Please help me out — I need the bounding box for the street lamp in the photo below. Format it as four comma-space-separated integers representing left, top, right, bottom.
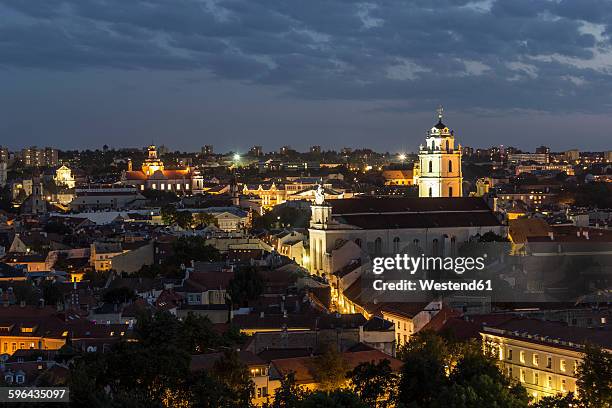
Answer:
398, 153, 406, 162
233, 153, 240, 162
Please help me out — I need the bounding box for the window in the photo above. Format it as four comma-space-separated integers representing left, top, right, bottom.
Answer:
533, 354, 539, 366
534, 372, 539, 385
507, 348, 513, 360
546, 356, 552, 369
574, 360, 578, 374
393, 237, 400, 252
520, 369, 525, 382
520, 351, 525, 363
374, 237, 383, 255
560, 359, 566, 372
16, 375, 24, 384
448, 186, 453, 197
547, 375, 553, 388
429, 187, 433, 197
561, 379, 566, 392
448, 160, 453, 172
508, 367, 513, 378
429, 161, 433, 173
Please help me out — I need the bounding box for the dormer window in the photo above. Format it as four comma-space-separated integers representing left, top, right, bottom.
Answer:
16, 375, 25, 384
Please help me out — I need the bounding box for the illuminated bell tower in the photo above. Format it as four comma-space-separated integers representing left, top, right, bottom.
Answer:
418, 106, 463, 197
141, 145, 164, 176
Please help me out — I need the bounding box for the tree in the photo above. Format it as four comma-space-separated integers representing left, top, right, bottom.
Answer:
298, 390, 368, 408
179, 313, 220, 353
577, 344, 612, 408
533, 393, 578, 408
269, 372, 307, 408
312, 346, 348, 391
169, 236, 221, 266
227, 266, 264, 308
0, 185, 14, 212
161, 204, 178, 225
102, 286, 136, 304
478, 231, 510, 242
348, 359, 398, 407
40, 280, 63, 306
193, 212, 218, 228
252, 206, 311, 230
160, 205, 193, 228
437, 348, 530, 408
398, 331, 450, 406
398, 331, 530, 408
210, 350, 254, 407
175, 210, 193, 229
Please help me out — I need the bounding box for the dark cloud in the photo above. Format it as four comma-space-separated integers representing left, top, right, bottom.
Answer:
1, 0, 612, 115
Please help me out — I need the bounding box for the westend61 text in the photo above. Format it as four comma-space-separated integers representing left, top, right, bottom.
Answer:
372, 279, 493, 292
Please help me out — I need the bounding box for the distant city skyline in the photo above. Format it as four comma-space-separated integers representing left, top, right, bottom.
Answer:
2, 1, 612, 152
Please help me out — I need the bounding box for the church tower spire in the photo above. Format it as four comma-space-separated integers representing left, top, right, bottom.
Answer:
417, 106, 463, 197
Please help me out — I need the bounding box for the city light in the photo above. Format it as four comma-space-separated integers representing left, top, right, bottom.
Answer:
233, 153, 240, 161
398, 153, 406, 161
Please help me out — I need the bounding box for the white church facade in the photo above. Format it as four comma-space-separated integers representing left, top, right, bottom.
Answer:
308, 196, 505, 276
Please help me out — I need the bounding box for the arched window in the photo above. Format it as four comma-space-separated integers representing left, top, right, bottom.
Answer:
429, 161, 433, 173
374, 237, 383, 255
393, 237, 400, 252
449, 186, 453, 197
354, 238, 362, 248
448, 160, 453, 172
432, 238, 439, 257
445, 140, 449, 151
429, 187, 433, 197
431, 141, 435, 150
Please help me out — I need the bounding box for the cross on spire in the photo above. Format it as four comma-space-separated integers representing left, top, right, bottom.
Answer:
437, 105, 444, 121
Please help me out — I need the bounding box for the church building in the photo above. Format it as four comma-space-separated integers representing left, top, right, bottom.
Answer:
121, 145, 204, 194
417, 107, 463, 197
307, 109, 502, 277
308, 195, 504, 275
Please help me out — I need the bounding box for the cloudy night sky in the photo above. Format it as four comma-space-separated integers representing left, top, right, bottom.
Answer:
1, 0, 612, 153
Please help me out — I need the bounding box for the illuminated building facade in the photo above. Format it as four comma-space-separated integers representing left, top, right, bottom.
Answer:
418, 107, 463, 197
481, 318, 611, 402
121, 145, 204, 194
